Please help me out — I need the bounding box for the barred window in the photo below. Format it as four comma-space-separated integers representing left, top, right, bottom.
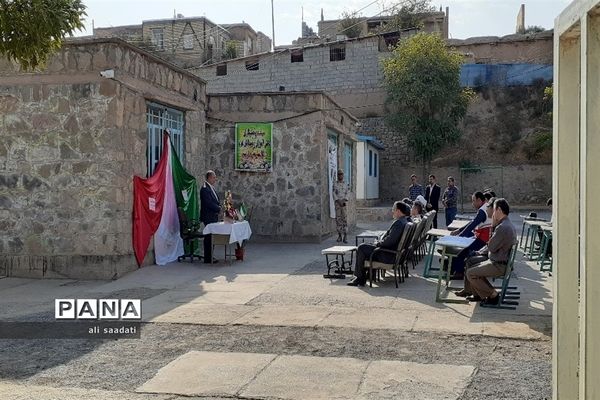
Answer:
146, 103, 184, 175
330, 45, 345, 61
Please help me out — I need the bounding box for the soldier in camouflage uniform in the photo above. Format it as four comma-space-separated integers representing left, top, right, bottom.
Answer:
333, 169, 350, 243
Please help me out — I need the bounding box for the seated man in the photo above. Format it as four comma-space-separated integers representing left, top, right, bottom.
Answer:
447, 191, 491, 277
457, 198, 517, 305
348, 201, 411, 287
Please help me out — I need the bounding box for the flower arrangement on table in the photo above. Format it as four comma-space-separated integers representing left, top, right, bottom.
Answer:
223, 190, 239, 223
222, 190, 249, 260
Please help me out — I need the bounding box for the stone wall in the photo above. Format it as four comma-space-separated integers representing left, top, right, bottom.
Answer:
206, 92, 358, 242
358, 85, 552, 206
0, 38, 207, 279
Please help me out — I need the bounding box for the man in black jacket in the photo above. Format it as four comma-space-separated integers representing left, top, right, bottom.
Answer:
200, 170, 221, 263
348, 201, 411, 286
425, 174, 441, 228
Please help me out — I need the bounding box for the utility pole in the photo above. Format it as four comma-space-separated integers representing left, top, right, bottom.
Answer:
271, 0, 276, 51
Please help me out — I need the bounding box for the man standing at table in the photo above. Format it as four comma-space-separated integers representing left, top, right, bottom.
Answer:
200, 170, 221, 263
425, 174, 441, 228
460, 198, 517, 305
348, 201, 411, 287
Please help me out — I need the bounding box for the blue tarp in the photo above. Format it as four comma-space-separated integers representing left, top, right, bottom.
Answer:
460, 64, 553, 87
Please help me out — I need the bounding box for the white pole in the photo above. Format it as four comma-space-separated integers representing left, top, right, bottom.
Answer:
271, 0, 276, 51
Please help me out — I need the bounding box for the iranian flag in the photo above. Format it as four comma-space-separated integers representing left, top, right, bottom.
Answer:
132, 132, 199, 266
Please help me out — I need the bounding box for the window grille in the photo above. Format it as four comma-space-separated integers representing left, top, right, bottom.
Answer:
146, 103, 184, 175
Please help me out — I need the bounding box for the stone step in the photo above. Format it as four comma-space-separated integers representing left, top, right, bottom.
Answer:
137, 351, 475, 400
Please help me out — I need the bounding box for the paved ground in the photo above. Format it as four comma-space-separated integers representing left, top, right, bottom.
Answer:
0, 213, 552, 399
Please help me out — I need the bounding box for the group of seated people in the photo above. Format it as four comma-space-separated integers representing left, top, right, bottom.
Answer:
347, 190, 517, 306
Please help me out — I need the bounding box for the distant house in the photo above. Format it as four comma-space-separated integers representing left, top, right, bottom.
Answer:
93, 16, 271, 68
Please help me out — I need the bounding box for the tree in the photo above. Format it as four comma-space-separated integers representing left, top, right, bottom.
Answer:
338, 11, 363, 39
523, 25, 545, 34
223, 41, 238, 60
382, 33, 473, 164
380, 0, 435, 32
0, 0, 86, 70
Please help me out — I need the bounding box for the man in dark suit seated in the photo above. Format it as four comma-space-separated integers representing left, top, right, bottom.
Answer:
200, 170, 221, 263
348, 201, 412, 286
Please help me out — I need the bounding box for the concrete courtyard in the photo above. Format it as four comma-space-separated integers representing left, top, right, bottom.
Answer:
0, 215, 552, 399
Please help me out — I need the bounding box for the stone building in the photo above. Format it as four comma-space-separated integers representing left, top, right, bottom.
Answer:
221, 23, 272, 57
0, 38, 207, 279
0, 39, 359, 279
93, 16, 271, 68
206, 92, 358, 242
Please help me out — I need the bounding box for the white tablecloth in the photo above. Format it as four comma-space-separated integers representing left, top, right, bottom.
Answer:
436, 235, 475, 249
203, 221, 252, 246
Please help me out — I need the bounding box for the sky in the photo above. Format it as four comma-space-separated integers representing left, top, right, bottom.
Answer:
78, 0, 572, 45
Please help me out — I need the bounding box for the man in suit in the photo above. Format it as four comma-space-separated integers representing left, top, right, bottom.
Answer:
200, 170, 221, 263
424, 174, 441, 228
458, 198, 517, 305
348, 201, 412, 286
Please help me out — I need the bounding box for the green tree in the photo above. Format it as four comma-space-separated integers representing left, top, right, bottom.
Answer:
382, 33, 473, 164
0, 0, 86, 70
523, 25, 545, 34
338, 11, 363, 39
223, 41, 238, 60
381, 0, 435, 32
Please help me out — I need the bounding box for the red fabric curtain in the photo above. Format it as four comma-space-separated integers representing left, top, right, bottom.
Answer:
132, 134, 169, 266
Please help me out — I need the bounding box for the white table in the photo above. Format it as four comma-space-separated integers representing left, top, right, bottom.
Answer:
321, 245, 357, 278
203, 221, 252, 246
355, 230, 386, 246
447, 219, 469, 231
435, 236, 475, 303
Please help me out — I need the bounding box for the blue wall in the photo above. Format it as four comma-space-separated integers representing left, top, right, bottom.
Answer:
460, 64, 553, 87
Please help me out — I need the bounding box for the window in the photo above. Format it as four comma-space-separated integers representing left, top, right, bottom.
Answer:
330, 45, 346, 61
216, 64, 227, 76
146, 103, 184, 175
374, 152, 378, 177
183, 34, 194, 50
344, 143, 353, 185
291, 49, 304, 63
368, 150, 372, 176
151, 28, 164, 50
245, 60, 259, 71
